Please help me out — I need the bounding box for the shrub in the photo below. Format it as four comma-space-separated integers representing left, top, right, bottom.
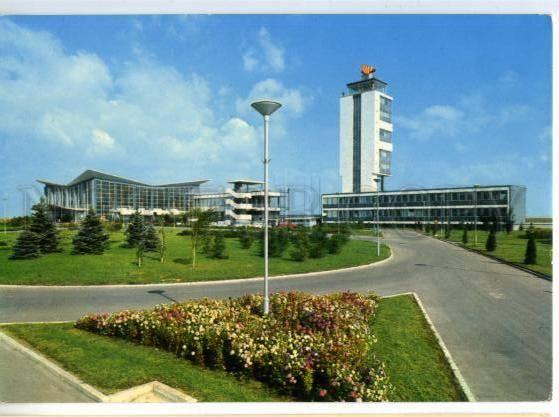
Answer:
485, 229, 496, 252
105, 221, 123, 232
239, 227, 254, 249
75, 291, 392, 402
327, 233, 344, 254
290, 230, 310, 262
260, 227, 289, 258
201, 232, 213, 254
72, 210, 109, 254
462, 227, 468, 244
10, 230, 40, 260
309, 227, 328, 258
522, 228, 552, 241
212, 232, 228, 259
524, 232, 537, 265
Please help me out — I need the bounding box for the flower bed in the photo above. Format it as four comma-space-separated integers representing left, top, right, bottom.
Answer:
75, 291, 392, 401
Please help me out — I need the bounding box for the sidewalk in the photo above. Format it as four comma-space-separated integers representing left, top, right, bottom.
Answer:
0, 339, 92, 402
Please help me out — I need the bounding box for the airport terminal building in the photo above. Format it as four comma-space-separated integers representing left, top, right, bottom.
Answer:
38, 170, 287, 225
321, 66, 527, 227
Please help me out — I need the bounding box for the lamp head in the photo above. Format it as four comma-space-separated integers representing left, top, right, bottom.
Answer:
251, 100, 282, 116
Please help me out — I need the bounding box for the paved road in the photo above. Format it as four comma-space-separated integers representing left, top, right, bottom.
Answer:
0, 230, 551, 401
0, 339, 93, 402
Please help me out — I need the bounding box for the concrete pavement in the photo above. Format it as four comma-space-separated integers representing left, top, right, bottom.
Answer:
0, 230, 552, 401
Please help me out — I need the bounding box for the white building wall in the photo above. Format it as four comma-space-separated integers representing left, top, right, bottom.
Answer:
339, 95, 354, 193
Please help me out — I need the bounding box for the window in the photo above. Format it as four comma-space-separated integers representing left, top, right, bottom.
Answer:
352, 94, 362, 192
379, 128, 392, 143
380, 96, 392, 123
379, 150, 392, 175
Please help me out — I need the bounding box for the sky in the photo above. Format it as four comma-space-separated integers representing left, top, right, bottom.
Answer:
0, 14, 552, 216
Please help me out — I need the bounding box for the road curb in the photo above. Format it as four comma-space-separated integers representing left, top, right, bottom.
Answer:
0, 330, 107, 402
0, 246, 394, 290
406, 292, 476, 402
418, 231, 552, 282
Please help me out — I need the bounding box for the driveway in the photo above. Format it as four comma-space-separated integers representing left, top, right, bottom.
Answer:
0, 229, 551, 401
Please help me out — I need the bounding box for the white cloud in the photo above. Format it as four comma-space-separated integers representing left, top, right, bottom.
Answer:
397, 94, 533, 141
91, 129, 116, 153
242, 27, 285, 73
237, 78, 308, 117
0, 19, 283, 183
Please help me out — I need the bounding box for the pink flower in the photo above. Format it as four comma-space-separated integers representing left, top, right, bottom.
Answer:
319, 389, 327, 397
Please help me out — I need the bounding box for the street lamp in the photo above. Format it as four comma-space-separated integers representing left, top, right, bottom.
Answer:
473, 184, 479, 246
251, 99, 282, 315
373, 175, 381, 257
1, 197, 7, 234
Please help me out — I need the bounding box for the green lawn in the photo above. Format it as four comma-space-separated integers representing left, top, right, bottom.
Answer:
1, 322, 288, 402
372, 295, 466, 401
1, 294, 465, 402
0, 230, 390, 285
439, 229, 552, 277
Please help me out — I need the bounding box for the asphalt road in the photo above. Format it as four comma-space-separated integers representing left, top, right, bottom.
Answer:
0, 230, 551, 401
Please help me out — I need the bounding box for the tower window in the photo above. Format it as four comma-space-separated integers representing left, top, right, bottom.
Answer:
380, 96, 392, 123
379, 128, 392, 143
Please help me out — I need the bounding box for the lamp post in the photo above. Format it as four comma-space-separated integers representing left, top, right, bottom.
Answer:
2, 197, 7, 234
473, 184, 479, 246
251, 99, 282, 315
373, 175, 381, 257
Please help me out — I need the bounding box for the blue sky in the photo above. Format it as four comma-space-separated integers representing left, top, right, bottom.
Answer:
0, 15, 552, 216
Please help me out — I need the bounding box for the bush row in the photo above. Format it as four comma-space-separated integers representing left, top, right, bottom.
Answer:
75, 292, 392, 402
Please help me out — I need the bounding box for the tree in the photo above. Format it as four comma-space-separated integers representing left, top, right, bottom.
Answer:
158, 226, 167, 263
10, 230, 40, 260
462, 226, 468, 244
239, 227, 254, 249
201, 231, 214, 254
259, 227, 289, 258
485, 228, 497, 252
327, 233, 344, 254
187, 208, 216, 268
136, 240, 145, 267
524, 231, 537, 264
212, 231, 228, 259
72, 210, 109, 254
290, 229, 310, 262
505, 211, 515, 234
309, 226, 328, 258
143, 223, 160, 252
29, 199, 61, 253
126, 210, 145, 248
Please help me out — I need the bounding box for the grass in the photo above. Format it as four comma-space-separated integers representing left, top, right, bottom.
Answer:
431, 229, 552, 277
372, 294, 466, 401
1, 322, 289, 402
0, 229, 390, 285
1, 294, 465, 402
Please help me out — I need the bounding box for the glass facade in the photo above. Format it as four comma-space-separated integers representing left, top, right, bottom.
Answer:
322, 186, 526, 225
40, 170, 203, 220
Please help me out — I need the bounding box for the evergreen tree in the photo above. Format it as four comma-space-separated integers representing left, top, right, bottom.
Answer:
72, 210, 109, 254
260, 227, 288, 258
524, 231, 537, 264
290, 229, 310, 262
212, 232, 228, 259
10, 230, 40, 260
462, 227, 468, 244
327, 233, 344, 254
158, 226, 167, 263
126, 210, 145, 248
239, 227, 254, 249
29, 199, 61, 253
309, 226, 328, 258
485, 228, 497, 252
201, 231, 214, 254
143, 223, 160, 252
